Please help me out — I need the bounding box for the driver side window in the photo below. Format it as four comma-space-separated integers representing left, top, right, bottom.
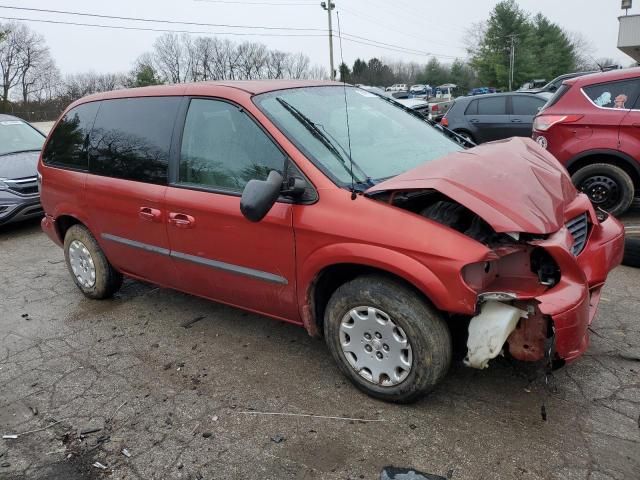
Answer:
178, 99, 285, 192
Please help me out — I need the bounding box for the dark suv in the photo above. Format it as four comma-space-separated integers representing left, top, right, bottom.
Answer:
441, 92, 550, 144
533, 67, 640, 216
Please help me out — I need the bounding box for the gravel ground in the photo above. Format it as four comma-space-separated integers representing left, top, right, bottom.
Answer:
0, 212, 639, 480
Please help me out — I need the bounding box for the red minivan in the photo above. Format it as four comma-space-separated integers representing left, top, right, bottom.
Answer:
39, 81, 624, 402
533, 67, 640, 216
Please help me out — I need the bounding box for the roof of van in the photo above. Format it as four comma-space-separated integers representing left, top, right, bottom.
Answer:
80, 79, 345, 103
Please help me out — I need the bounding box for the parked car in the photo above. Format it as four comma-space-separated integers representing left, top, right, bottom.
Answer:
386, 84, 408, 92
519, 79, 547, 91
40, 81, 624, 402
0, 114, 46, 225
409, 84, 430, 97
395, 97, 430, 117
532, 67, 640, 216
440, 92, 551, 144
520, 71, 597, 94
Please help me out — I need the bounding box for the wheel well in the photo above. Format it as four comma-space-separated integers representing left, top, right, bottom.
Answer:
310, 263, 433, 335
567, 154, 640, 189
55, 215, 82, 242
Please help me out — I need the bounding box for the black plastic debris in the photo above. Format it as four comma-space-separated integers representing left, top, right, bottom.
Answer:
380, 467, 447, 480
270, 434, 285, 444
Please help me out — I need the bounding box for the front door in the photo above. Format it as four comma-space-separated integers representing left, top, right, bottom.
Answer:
509, 95, 547, 137
466, 96, 510, 143
165, 98, 299, 321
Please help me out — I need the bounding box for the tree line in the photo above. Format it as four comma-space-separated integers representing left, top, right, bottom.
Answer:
1, 1, 623, 121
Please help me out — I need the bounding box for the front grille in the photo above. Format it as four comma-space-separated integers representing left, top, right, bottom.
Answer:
5, 177, 38, 196
566, 213, 589, 256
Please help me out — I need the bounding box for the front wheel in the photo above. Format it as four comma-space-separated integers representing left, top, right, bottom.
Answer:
324, 275, 451, 403
572, 163, 634, 216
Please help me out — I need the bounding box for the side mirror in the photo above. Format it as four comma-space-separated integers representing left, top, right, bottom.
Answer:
240, 170, 283, 222
281, 176, 306, 198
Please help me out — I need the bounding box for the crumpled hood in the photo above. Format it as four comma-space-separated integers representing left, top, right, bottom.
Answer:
0, 150, 40, 180
366, 137, 577, 234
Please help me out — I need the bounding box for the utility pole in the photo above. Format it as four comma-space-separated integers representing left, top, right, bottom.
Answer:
321, 1, 336, 80
508, 34, 517, 91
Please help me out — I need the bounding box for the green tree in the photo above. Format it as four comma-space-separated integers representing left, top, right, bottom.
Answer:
469, 0, 535, 90
448, 58, 477, 93
419, 57, 449, 86
130, 63, 162, 87
338, 62, 351, 83
529, 13, 577, 80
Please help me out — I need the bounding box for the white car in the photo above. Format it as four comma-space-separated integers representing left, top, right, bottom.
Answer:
385, 84, 408, 92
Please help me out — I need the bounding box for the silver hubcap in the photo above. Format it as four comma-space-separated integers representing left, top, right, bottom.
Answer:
339, 306, 413, 386
68, 240, 96, 288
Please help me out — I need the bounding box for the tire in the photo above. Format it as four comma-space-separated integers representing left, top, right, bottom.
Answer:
571, 163, 634, 216
454, 130, 475, 144
323, 275, 451, 403
623, 237, 640, 268
63, 224, 123, 299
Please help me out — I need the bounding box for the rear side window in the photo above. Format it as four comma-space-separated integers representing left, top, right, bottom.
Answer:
42, 102, 99, 170
477, 97, 506, 115
89, 97, 180, 185
542, 83, 571, 110
583, 79, 640, 109
511, 96, 546, 115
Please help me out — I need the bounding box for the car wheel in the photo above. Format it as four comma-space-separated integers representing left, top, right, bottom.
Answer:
324, 275, 451, 403
623, 237, 640, 268
572, 163, 634, 216
454, 130, 475, 144
63, 224, 123, 299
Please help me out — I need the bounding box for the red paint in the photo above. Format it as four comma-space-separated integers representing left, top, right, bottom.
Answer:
532, 67, 640, 176
39, 80, 624, 368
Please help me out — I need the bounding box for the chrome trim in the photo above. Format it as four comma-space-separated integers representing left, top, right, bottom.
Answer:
100, 233, 288, 285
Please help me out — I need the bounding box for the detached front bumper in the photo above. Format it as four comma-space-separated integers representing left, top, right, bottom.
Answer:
535, 214, 624, 362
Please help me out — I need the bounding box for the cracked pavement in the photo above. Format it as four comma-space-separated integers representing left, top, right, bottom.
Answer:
0, 217, 639, 480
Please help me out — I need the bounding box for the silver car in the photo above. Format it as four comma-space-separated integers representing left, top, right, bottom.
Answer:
0, 115, 46, 225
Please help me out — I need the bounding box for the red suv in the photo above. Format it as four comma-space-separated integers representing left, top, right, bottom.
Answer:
533, 67, 640, 216
39, 81, 624, 402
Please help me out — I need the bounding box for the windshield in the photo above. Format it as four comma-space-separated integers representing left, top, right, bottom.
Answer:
0, 120, 45, 156
254, 86, 461, 185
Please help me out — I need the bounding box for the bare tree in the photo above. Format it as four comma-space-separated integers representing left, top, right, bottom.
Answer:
152, 33, 193, 84
285, 52, 310, 79
0, 22, 30, 111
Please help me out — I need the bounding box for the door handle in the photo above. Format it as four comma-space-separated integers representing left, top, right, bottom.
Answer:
511, 118, 523, 123
169, 212, 196, 229
469, 118, 480, 123
139, 206, 162, 222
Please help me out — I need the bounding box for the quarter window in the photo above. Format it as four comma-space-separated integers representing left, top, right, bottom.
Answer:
583, 79, 640, 109
42, 102, 100, 170
89, 97, 180, 184
464, 100, 478, 115
178, 99, 285, 192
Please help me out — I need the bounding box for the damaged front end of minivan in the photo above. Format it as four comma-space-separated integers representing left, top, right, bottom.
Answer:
366, 138, 625, 370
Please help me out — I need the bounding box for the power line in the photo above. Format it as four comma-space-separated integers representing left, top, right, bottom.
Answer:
341, 36, 457, 59
0, 16, 326, 37
339, 4, 465, 51
341, 32, 458, 59
194, 0, 316, 5
0, 5, 325, 32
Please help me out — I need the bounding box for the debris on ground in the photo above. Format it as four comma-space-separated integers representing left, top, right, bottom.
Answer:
1, 462, 10, 468
202, 432, 212, 438
270, 434, 285, 443
238, 411, 385, 422
121, 448, 131, 458
92, 461, 108, 470
541, 405, 547, 422
182, 315, 206, 329
380, 466, 447, 480
29, 406, 38, 416
80, 427, 102, 436
2, 435, 18, 440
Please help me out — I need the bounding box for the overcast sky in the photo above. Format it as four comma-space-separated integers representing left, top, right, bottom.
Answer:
2, 0, 637, 75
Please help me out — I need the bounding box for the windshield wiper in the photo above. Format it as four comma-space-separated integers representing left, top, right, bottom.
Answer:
0, 148, 42, 157
275, 97, 373, 187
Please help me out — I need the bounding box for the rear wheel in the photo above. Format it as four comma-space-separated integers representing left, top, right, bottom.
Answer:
63, 224, 122, 299
571, 163, 634, 216
323, 275, 451, 403
623, 237, 640, 268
